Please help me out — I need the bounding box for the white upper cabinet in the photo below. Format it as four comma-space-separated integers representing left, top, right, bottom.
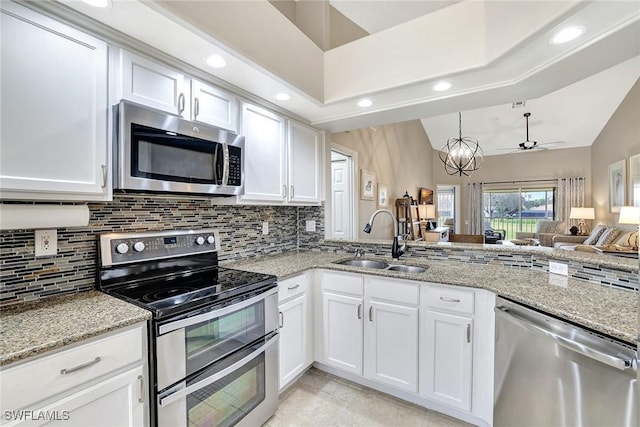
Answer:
0, 2, 109, 201
287, 121, 322, 203
119, 51, 237, 131
191, 80, 237, 131
120, 50, 189, 118
240, 103, 287, 202
240, 102, 323, 205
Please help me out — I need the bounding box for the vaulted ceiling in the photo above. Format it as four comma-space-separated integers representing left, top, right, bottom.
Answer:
59, 0, 640, 154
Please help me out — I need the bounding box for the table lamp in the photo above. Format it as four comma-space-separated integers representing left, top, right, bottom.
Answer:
618, 206, 639, 251
569, 207, 595, 236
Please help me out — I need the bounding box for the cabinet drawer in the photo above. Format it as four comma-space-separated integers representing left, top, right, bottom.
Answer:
278, 274, 309, 302
0, 326, 143, 412
423, 285, 474, 315
321, 271, 363, 296
366, 277, 419, 305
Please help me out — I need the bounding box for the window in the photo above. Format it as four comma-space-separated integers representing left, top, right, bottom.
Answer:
437, 187, 455, 227
483, 186, 555, 240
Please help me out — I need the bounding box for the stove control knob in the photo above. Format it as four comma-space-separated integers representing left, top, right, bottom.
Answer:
133, 241, 145, 252
116, 243, 129, 254
206, 235, 215, 245
195, 236, 205, 245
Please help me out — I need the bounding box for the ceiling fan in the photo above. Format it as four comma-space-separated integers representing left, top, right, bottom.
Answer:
498, 112, 564, 153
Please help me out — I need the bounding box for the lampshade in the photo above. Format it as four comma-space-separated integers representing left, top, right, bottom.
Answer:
418, 204, 437, 219
569, 207, 595, 220
618, 206, 640, 225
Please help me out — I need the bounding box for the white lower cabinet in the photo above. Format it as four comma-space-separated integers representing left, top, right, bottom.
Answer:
315, 271, 494, 427
23, 366, 144, 427
319, 272, 419, 393
421, 310, 473, 410
322, 290, 364, 375
278, 274, 313, 391
0, 324, 147, 427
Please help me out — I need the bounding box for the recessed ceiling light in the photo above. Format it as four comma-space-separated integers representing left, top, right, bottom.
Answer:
205, 54, 226, 69
274, 93, 291, 101
550, 26, 585, 44
357, 99, 373, 107
80, 0, 111, 7
433, 81, 452, 92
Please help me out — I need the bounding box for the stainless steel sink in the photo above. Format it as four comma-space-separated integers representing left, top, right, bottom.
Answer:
337, 259, 389, 269
386, 265, 427, 273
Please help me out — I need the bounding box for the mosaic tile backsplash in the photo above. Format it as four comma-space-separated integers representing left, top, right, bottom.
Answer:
0, 195, 325, 306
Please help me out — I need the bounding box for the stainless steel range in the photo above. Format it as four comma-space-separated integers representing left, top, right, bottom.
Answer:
97, 229, 278, 427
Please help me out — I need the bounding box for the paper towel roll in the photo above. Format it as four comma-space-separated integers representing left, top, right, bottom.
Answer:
0, 204, 90, 230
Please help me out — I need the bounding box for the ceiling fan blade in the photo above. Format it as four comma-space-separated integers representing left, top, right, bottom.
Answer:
538, 140, 565, 146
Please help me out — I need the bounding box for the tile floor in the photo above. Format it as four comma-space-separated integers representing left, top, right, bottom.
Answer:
265, 368, 474, 427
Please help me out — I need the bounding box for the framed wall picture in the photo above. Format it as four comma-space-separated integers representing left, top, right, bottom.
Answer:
608, 159, 626, 213
378, 184, 388, 208
629, 153, 640, 207
360, 169, 376, 200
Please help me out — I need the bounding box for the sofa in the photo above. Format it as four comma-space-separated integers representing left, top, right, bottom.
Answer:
516, 220, 566, 247
553, 224, 639, 255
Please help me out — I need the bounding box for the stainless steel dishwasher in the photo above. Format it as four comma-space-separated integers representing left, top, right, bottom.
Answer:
494, 297, 638, 427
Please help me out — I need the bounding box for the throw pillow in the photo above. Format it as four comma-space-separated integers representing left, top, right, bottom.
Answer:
595, 227, 622, 246
613, 230, 639, 249
583, 224, 607, 245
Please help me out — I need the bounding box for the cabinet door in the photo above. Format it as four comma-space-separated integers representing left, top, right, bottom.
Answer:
322, 291, 363, 375
240, 103, 287, 202
278, 294, 308, 390
421, 310, 473, 411
287, 121, 322, 203
16, 366, 145, 427
191, 80, 237, 131
364, 300, 418, 393
120, 50, 188, 117
0, 3, 108, 201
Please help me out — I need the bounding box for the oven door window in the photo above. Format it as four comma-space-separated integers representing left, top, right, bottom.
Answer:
131, 123, 224, 184
187, 347, 265, 427
185, 299, 266, 375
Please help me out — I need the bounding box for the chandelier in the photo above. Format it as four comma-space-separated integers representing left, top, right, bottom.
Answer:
439, 112, 483, 176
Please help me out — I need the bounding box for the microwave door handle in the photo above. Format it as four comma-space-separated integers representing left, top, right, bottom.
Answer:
222, 143, 230, 186
158, 334, 279, 408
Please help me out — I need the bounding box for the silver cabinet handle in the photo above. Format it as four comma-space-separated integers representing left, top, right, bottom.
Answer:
357, 303, 362, 320
283, 185, 288, 199
466, 324, 471, 343
178, 93, 185, 115
194, 97, 200, 119
100, 164, 107, 189
279, 311, 284, 328
369, 306, 373, 322
138, 375, 144, 403
290, 185, 294, 199
60, 356, 101, 375
440, 297, 461, 303
287, 284, 300, 290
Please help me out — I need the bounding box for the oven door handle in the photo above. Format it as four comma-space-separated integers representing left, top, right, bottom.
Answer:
158, 334, 278, 408
159, 287, 277, 335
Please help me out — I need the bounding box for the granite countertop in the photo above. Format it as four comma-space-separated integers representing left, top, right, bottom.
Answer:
0, 291, 151, 367
225, 251, 638, 345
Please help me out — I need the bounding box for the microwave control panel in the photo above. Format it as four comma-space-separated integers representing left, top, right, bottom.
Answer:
227, 146, 242, 186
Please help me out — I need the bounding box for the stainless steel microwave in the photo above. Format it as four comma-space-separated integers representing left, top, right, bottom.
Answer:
113, 101, 244, 196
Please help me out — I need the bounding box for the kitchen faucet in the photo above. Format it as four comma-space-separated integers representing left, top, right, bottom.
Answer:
363, 209, 406, 260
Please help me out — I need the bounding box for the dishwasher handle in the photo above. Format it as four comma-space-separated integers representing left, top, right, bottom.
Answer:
495, 305, 636, 371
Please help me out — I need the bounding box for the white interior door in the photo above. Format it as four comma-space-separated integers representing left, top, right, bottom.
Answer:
331, 151, 353, 239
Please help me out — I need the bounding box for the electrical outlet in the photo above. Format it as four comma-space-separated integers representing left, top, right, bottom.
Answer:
549, 261, 568, 276
35, 229, 57, 257
262, 221, 269, 235
305, 220, 316, 232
